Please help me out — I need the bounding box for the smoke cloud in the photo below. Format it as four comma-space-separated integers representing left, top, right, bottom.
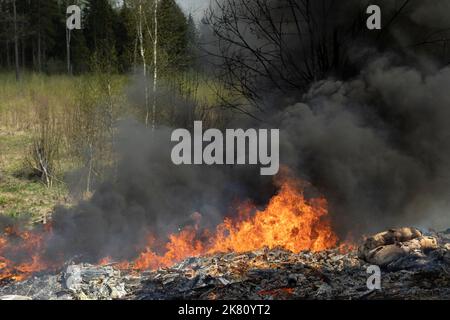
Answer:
278, 57, 450, 235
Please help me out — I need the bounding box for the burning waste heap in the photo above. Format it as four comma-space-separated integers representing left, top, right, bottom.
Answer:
1, 175, 449, 300
1, 228, 449, 300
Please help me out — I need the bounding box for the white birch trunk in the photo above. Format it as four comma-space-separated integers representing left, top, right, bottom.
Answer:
152, 0, 159, 130
138, 1, 150, 127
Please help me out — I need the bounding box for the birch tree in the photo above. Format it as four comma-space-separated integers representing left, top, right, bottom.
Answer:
132, 0, 158, 128
137, 0, 150, 126
151, 0, 158, 130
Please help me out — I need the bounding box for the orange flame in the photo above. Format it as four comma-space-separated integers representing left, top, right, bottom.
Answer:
129, 175, 338, 270
0, 226, 56, 281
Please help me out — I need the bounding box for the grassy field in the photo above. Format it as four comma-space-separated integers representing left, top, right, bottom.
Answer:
0, 128, 68, 222
0, 71, 222, 223
0, 73, 83, 222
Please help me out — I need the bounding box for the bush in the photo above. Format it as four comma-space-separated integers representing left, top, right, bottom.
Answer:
27, 96, 62, 188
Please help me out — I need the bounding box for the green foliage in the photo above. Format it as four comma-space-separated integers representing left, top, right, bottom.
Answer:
158, 0, 189, 71
84, 0, 117, 55
114, 3, 135, 72
186, 13, 199, 68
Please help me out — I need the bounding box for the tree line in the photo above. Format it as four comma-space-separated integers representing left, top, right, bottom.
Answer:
0, 0, 198, 76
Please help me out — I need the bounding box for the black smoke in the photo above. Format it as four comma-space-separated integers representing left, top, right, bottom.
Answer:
278, 57, 450, 235
202, 0, 450, 235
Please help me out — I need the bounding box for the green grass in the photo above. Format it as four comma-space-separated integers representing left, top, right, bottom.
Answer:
0, 126, 68, 222
0, 73, 75, 221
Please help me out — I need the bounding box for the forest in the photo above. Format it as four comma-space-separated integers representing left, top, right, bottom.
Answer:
0, 0, 198, 74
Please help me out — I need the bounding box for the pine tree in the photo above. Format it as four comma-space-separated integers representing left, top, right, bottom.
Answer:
114, 1, 135, 72
33, 0, 64, 72
158, 0, 188, 72
0, 1, 14, 70
84, 0, 117, 65
186, 13, 198, 69
13, 0, 20, 80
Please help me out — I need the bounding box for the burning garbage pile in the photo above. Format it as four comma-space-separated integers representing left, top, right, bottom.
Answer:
0, 227, 449, 300
0, 176, 449, 300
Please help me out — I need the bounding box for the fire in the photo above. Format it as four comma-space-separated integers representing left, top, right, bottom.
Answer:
0, 226, 55, 282
1, 174, 341, 281
209, 179, 337, 253
129, 175, 338, 270
134, 228, 206, 270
